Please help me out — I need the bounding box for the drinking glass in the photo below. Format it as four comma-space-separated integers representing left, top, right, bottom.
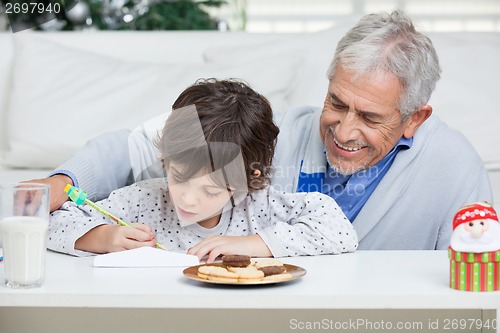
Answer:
0, 183, 50, 288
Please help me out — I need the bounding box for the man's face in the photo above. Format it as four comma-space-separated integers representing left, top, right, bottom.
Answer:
320, 65, 412, 175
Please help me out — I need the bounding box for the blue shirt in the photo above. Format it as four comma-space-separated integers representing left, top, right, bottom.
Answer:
298, 136, 413, 221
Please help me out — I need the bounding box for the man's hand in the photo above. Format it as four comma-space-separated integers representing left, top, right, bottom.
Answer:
187, 234, 272, 263
22, 174, 73, 212
75, 223, 157, 254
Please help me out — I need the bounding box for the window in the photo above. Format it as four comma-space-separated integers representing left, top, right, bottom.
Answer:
217, 0, 500, 32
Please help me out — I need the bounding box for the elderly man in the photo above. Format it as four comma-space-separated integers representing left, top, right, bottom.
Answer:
36, 10, 491, 250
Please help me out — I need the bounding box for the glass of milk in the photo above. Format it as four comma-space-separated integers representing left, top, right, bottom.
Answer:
0, 183, 50, 288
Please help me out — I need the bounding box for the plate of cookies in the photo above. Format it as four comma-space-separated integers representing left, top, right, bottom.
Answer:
183, 255, 306, 285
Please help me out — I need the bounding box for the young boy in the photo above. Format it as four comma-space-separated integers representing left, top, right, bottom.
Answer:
48, 79, 357, 262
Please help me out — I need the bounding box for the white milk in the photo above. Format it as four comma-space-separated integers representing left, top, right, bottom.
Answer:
0, 216, 49, 287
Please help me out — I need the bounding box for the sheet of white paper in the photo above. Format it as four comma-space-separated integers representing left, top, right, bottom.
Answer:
93, 247, 199, 268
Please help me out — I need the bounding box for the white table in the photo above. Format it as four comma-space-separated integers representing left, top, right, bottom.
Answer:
1, 250, 498, 333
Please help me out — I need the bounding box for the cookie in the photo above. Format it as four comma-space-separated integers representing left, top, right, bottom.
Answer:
227, 265, 259, 273
255, 259, 284, 268
258, 265, 286, 277
222, 254, 251, 267
195, 260, 294, 284
235, 267, 264, 281
197, 265, 239, 282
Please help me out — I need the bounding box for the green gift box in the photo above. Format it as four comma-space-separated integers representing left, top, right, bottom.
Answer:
448, 247, 500, 292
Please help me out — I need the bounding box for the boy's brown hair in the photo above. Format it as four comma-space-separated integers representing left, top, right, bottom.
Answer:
156, 78, 279, 193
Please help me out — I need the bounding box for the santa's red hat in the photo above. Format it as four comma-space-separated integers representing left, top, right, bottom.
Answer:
453, 202, 498, 230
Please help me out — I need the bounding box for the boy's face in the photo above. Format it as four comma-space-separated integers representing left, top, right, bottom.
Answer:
167, 163, 232, 226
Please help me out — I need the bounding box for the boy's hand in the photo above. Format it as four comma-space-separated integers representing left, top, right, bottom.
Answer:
75, 223, 157, 253
187, 234, 272, 263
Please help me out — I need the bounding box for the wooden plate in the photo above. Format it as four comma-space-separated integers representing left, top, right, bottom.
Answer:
183, 263, 306, 285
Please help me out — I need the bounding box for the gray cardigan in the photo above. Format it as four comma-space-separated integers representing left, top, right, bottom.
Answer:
273, 107, 492, 250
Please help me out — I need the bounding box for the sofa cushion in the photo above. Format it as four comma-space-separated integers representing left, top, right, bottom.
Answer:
2, 34, 303, 168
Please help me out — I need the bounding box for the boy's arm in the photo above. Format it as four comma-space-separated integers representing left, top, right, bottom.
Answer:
75, 223, 156, 254
187, 234, 272, 263
48, 184, 155, 256
48, 201, 112, 256
259, 189, 359, 257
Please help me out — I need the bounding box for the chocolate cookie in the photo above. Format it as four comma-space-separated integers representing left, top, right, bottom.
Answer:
258, 265, 286, 277
222, 254, 251, 267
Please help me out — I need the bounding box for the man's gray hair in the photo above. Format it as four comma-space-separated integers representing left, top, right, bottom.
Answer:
327, 10, 441, 119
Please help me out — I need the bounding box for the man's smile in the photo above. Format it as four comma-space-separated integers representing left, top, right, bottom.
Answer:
329, 126, 367, 156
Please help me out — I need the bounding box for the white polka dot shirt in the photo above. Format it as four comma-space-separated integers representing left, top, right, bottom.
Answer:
48, 179, 358, 257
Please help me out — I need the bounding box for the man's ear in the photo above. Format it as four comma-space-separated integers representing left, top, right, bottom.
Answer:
403, 105, 433, 139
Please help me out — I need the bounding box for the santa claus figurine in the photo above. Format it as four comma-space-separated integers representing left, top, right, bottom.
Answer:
450, 201, 500, 252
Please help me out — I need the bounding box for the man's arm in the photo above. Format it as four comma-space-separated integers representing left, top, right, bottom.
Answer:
55, 129, 135, 201
28, 129, 135, 212
29, 111, 168, 212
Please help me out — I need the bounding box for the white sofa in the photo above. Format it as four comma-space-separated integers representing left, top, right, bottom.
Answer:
0, 22, 499, 210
